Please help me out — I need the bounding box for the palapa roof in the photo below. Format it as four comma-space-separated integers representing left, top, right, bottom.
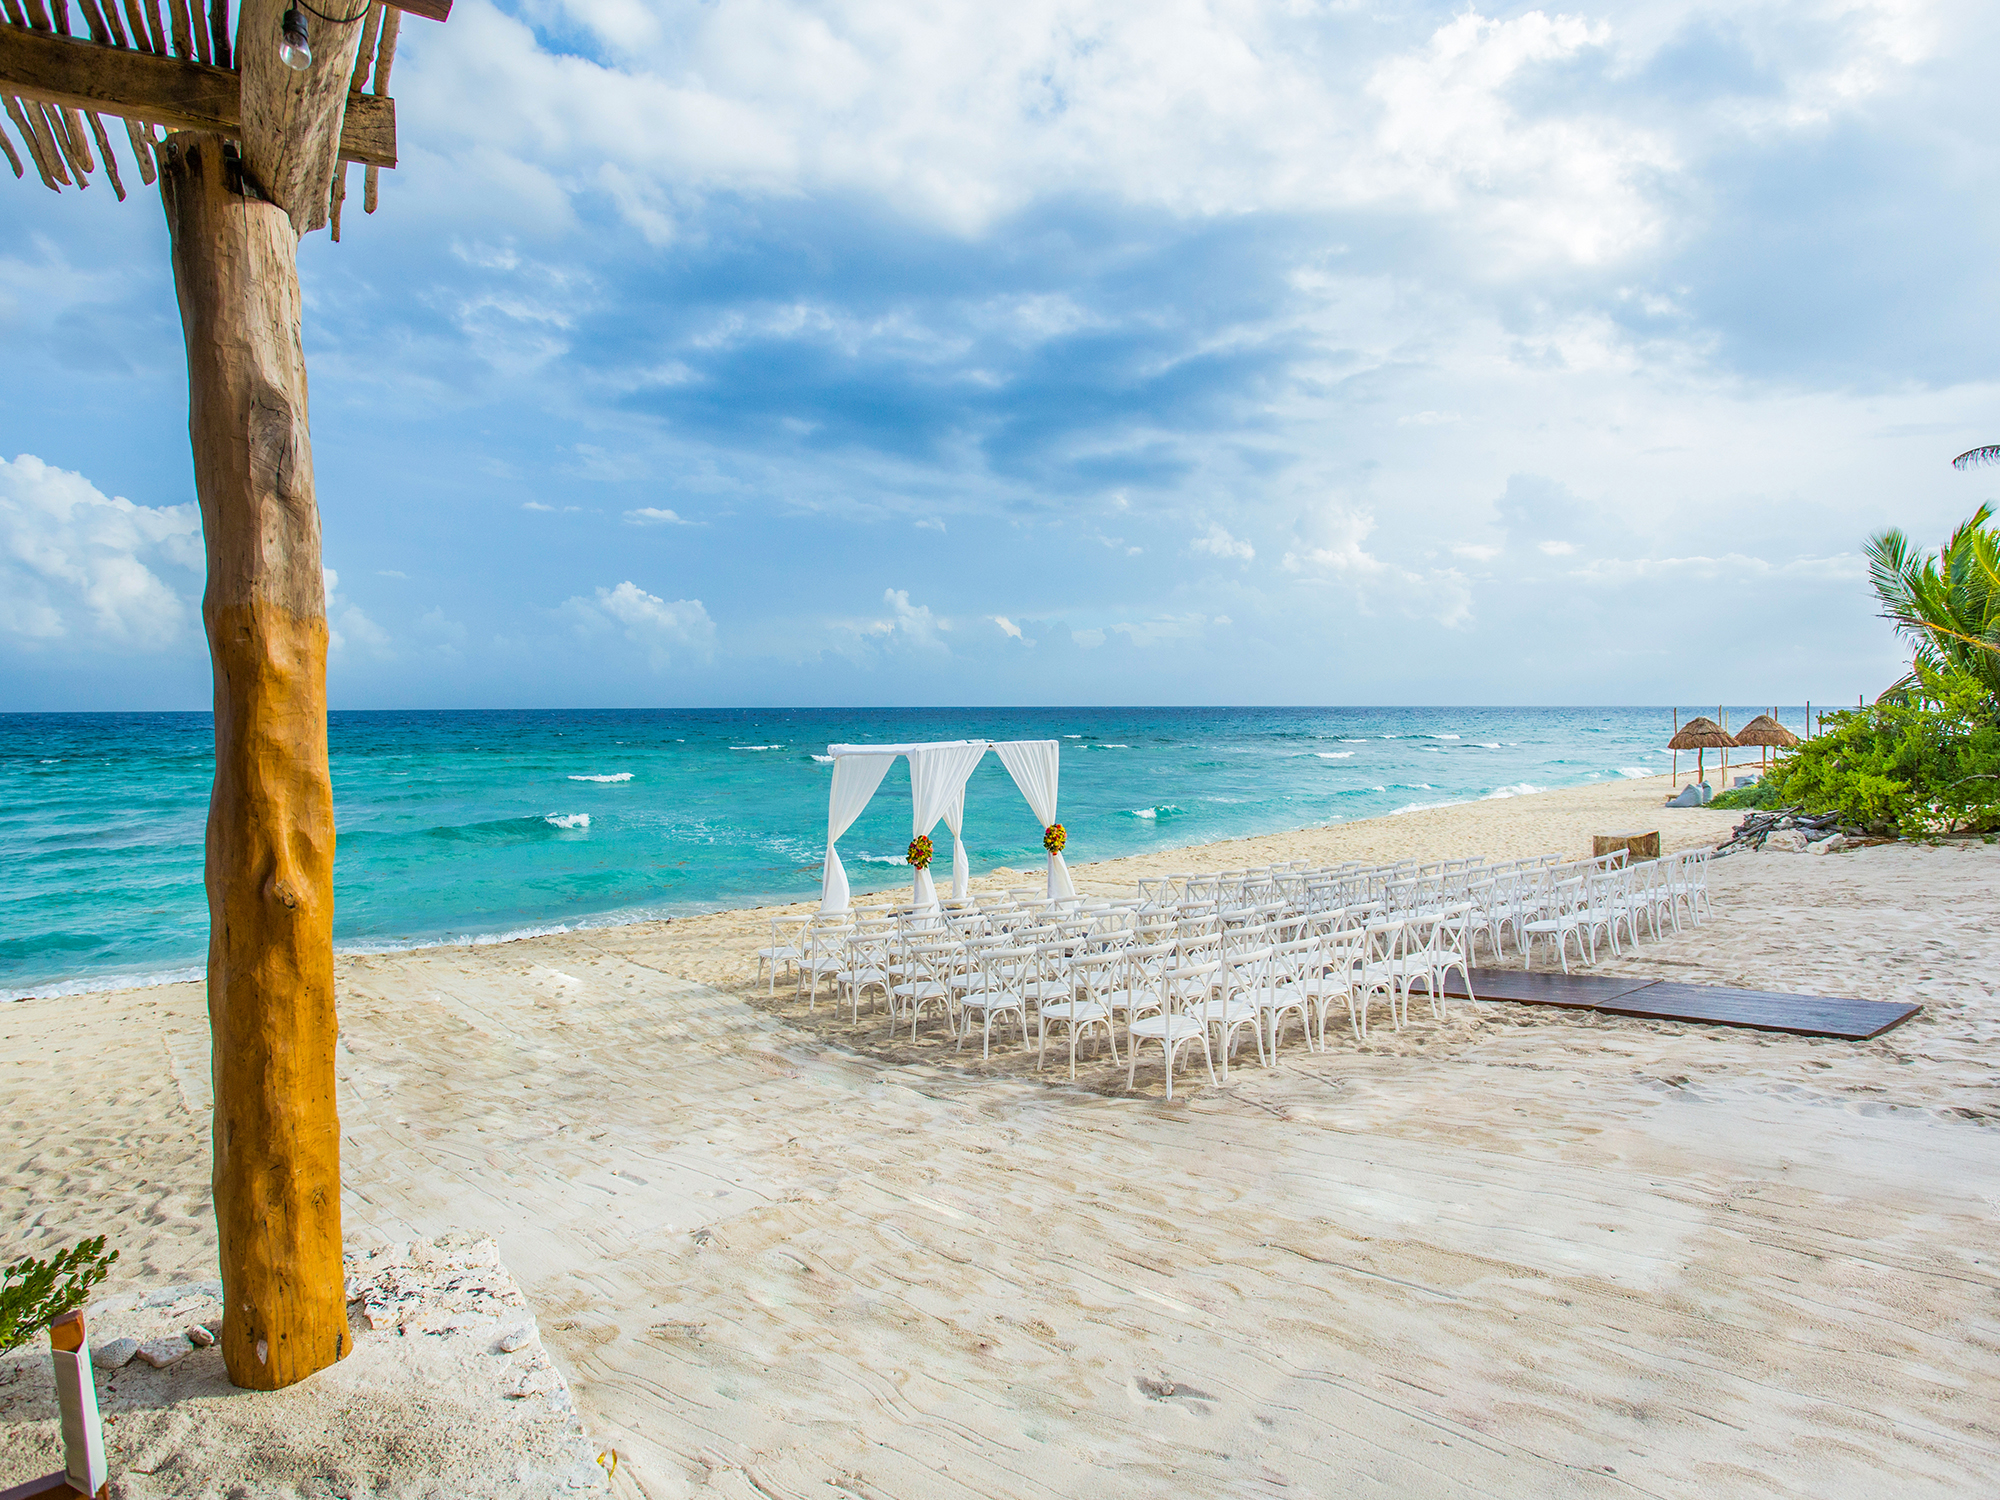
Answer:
1666, 715, 1735, 750
1732, 714, 1800, 748
1, 0, 444, 238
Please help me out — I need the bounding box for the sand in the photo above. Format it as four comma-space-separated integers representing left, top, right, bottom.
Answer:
4, 773, 1997, 1498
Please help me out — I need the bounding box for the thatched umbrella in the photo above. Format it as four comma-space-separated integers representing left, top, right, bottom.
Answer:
1667, 715, 1733, 787
1733, 712, 1800, 774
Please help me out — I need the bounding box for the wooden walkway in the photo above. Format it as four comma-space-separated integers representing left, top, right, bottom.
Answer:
1439, 969, 1919, 1040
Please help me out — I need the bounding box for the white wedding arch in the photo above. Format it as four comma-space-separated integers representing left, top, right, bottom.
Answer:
820, 738, 1074, 912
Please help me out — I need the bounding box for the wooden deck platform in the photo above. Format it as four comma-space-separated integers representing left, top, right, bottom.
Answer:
1439, 968, 1919, 1040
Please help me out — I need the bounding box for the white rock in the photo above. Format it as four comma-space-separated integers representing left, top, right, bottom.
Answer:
93, 1337, 140, 1369
1765, 829, 1809, 853
496, 1322, 535, 1354
137, 1335, 192, 1369
186, 1324, 215, 1348
1810, 832, 1847, 855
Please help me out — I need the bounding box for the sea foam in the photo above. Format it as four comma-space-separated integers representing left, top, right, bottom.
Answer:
569, 773, 633, 783
544, 813, 591, 830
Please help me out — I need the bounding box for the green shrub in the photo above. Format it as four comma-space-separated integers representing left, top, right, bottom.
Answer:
1764, 667, 2000, 835
0, 1237, 118, 1354
1709, 780, 1782, 811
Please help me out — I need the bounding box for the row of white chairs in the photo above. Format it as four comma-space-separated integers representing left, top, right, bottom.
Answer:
754, 846, 1711, 1092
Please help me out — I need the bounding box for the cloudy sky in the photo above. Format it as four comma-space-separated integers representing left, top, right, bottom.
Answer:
3, 0, 1996, 710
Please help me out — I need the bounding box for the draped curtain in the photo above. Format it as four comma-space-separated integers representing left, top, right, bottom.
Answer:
943, 787, 970, 900
820, 752, 895, 913
994, 739, 1075, 899
906, 741, 989, 909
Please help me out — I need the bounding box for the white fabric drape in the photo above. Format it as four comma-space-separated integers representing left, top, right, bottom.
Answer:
995, 739, 1074, 899
906, 741, 988, 908
820, 752, 895, 913
944, 786, 970, 900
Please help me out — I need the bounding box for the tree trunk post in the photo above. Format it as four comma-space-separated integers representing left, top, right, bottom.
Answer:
160, 130, 345, 1392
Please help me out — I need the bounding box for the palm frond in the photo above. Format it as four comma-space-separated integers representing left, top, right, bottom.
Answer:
1953, 445, 2000, 470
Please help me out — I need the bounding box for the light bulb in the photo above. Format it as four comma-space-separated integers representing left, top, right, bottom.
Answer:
278, 7, 312, 70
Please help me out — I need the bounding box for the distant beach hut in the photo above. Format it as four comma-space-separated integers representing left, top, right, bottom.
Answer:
1667, 716, 1733, 788
1733, 712, 1801, 774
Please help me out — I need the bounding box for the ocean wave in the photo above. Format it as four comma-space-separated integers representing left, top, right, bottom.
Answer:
1095, 743, 1132, 749
7, 964, 204, 1003
1340, 738, 1370, 744
1483, 783, 1545, 799
568, 773, 632, 783
730, 744, 782, 750
1473, 742, 1502, 749
544, 813, 591, 830
852, 851, 909, 865
1315, 751, 1354, 759
1428, 733, 1460, 740
1127, 804, 1182, 819
1617, 766, 1653, 778
811, 754, 834, 764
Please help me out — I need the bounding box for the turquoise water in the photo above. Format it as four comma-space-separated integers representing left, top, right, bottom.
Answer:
0, 706, 1795, 997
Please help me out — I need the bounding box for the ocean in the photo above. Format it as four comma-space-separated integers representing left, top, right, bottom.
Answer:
0, 706, 1795, 998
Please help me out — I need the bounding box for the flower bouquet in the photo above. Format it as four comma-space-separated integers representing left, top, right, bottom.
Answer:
1042, 823, 1067, 855
906, 834, 934, 870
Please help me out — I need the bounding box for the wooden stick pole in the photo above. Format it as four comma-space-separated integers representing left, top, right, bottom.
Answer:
0, 117, 22, 179
160, 130, 346, 1393
85, 108, 123, 197
125, 114, 158, 183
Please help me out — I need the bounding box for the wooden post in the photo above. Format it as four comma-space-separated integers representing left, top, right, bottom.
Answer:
160, 130, 345, 1392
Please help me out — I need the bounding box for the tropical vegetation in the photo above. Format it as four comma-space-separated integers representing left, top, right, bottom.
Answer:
0, 1237, 118, 1354
1865, 501, 2000, 699
1752, 497, 2000, 836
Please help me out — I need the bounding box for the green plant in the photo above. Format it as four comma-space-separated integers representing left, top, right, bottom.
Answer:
1709, 780, 1781, 811
1762, 666, 2000, 835
0, 1237, 119, 1354
1866, 503, 2000, 699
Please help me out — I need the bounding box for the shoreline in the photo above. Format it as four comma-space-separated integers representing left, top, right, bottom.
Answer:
6, 773, 1737, 1003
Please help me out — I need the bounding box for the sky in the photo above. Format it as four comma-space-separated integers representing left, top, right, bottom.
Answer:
2, 0, 1997, 711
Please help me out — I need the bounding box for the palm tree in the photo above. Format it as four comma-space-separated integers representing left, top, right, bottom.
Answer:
1954, 446, 2000, 470
1865, 502, 2000, 698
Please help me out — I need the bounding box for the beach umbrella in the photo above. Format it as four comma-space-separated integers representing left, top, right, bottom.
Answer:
1666, 716, 1733, 786
1733, 712, 1801, 773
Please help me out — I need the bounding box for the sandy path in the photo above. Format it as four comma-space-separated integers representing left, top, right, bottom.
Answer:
5, 781, 1996, 1497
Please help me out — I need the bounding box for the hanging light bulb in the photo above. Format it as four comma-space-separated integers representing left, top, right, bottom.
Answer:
278, 6, 312, 70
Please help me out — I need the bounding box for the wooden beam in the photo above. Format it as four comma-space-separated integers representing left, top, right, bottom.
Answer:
0, 26, 395, 166
386, 0, 446, 20
237, 0, 370, 232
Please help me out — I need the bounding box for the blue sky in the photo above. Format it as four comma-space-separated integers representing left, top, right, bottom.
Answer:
3, 0, 1996, 710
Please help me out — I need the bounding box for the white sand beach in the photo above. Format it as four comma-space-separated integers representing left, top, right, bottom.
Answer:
4, 773, 1997, 1497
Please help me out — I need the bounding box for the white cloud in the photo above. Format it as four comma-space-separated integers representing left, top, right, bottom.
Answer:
1570, 552, 1864, 586
322, 568, 391, 656
1285, 506, 1472, 628
415, 2, 1754, 263
991, 614, 1023, 639
1452, 543, 1501, 562
0, 454, 199, 648
1190, 523, 1255, 562
624, 506, 694, 525
1538, 540, 1578, 556
915, 517, 946, 532
560, 580, 718, 668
